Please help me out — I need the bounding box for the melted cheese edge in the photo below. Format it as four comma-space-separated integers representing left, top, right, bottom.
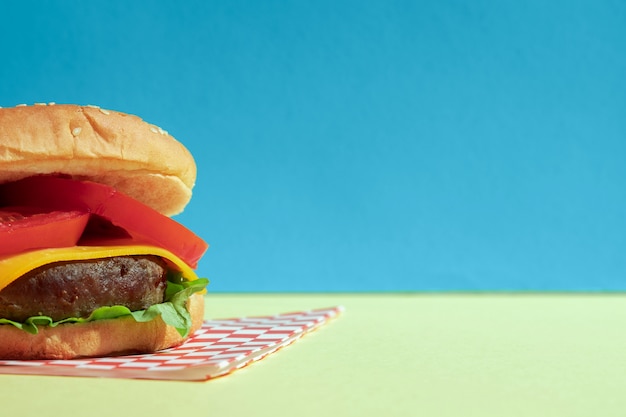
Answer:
0, 245, 199, 292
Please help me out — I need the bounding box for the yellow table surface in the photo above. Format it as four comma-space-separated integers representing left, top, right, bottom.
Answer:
2, 293, 626, 416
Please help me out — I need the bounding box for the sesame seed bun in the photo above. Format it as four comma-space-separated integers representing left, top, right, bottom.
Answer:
0, 104, 196, 216
0, 293, 204, 360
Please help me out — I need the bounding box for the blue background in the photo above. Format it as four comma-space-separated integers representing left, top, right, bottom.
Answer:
1, 1, 625, 292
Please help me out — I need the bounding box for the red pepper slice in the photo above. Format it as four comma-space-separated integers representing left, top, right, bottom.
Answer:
0, 207, 89, 257
0, 176, 208, 268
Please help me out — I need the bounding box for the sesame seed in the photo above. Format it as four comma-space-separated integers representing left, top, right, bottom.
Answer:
150, 127, 158, 133
34, 102, 46, 106
72, 127, 82, 136
86, 104, 100, 109
16, 104, 26, 107
48, 102, 56, 106
99, 108, 110, 115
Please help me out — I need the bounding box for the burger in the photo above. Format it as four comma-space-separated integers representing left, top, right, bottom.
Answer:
0, 103, 209, 360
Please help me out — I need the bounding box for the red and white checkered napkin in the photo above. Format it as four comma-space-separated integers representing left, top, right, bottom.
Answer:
0, 306, 343, 381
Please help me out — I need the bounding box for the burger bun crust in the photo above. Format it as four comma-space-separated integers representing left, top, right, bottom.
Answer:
0, 104, 197, 216
0, 293, 205, 360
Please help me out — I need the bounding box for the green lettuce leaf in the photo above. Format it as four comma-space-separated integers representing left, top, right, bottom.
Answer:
0, 277, 209, 336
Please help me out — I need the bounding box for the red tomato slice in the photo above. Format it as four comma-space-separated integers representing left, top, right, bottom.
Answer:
0, 207, 89, 257
0, 176, 208, 268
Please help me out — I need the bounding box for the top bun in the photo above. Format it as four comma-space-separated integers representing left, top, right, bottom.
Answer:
0, 104, 196, 216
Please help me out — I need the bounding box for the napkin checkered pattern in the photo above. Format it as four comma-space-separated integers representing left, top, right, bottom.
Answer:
0, 305, 342, 381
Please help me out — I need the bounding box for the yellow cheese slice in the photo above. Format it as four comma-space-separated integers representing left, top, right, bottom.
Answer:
0, 245, 199, 292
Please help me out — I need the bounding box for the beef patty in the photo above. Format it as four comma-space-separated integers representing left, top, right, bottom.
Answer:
0, 256, 168, 322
